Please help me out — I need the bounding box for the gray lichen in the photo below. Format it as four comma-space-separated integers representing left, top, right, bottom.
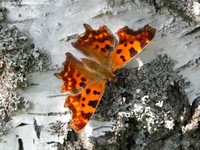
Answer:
91, 54, 194, 150
48, 120, 68, 137
55, 40, 199, 149
142, 0, 200, 22
0, 8, 7, 23
0, 7, 50, 136
60, 54, 194, 150
106, 0, 200, 22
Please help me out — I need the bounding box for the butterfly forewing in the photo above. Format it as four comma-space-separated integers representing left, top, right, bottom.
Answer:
72, 24, 117, 65
110, 25, 156, 72
55, 52, 97, 94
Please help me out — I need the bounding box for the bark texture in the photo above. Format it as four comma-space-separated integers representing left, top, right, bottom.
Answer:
0, 0, 200, 149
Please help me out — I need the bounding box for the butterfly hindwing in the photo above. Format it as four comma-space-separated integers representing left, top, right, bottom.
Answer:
110, 25, 156, 71
65, 80, 107, 132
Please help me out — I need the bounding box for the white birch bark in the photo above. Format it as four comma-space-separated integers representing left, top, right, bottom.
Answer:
0, 0, 200, 149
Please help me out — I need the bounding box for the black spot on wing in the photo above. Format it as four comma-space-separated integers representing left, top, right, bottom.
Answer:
119, 40, 125, 44
93, 90, 100, 95
129, 47, 137, 57
95, 44, 99, 49
148, 31, 155, 40
105, 44, 113, 51
76, 72, 81, 77
101, 48, 107, 53
81, 111, 92, 120
86, 89, 91, 94
116, 49, 122, 54
120, 55, 126, 62
125, 28, 138, 36
88, 100, 98, 108
79, 82, 86, 88
77, 94, 81, 99
81, 77, 87, 82
138, 38, 142, 42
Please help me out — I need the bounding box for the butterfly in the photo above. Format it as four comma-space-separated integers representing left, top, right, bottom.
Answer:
55, 24, 156, 132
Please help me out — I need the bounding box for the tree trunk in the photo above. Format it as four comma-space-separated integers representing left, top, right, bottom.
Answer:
0, 0, 200, 149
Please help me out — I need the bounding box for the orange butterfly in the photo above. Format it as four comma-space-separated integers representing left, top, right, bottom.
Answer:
55, 24, 156, 132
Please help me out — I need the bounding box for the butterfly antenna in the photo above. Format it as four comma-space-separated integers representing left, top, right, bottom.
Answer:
47, 93, 69, 98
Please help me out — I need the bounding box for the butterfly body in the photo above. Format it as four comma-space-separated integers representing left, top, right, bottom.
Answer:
55, 24, 156, 132
81, 58, 115, 81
